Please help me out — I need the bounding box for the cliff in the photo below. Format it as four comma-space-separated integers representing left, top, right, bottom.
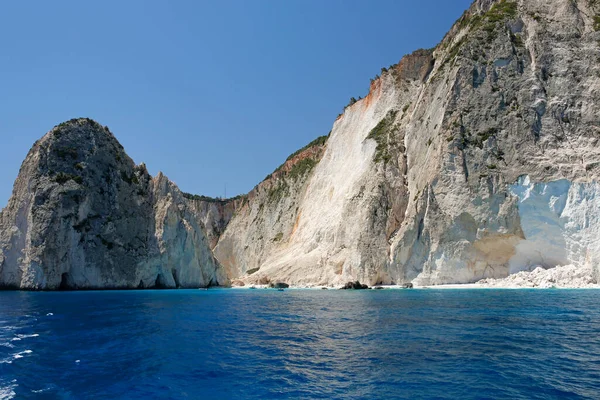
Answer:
184, 194, 245, 249
213, 135, 328, 280
2, 0, 600, 289
0, 119, 227, 289
213, 0, 600, 286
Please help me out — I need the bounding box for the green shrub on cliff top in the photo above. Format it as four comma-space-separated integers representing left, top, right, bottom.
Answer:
486, 0, 518, 23
284, 134, 328, 163
287, 158, 318, 181
264, 133, 329, 181
181, 192, 247, 203
443, 0, 518, 67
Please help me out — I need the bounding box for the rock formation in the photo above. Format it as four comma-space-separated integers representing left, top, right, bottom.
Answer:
2, 0, 600, 289
0, 118, 227, 289
184, 194, 245, 249
212, 0, 600, 287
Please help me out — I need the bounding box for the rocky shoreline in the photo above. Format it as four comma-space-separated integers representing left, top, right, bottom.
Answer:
229, 265, 600, 290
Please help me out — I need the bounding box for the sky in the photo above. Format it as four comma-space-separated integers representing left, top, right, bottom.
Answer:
0, 0, 472, 205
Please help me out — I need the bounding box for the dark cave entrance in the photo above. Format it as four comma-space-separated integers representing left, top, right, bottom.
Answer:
59, 272, 74, 290
154, 273, 168, 289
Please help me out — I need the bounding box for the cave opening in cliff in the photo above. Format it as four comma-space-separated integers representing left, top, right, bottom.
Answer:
154, 273, 168, 289
59, 272, 74, 290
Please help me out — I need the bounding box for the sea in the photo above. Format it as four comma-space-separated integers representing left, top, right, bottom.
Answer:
1, 288, 599, 399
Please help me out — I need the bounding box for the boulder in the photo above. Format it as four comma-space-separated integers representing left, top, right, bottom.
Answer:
341, 280, 369, 290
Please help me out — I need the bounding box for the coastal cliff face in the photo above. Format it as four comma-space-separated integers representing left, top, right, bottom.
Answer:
213, 0, 600, 286
1, 0, 599, 289
213, 136, 328, 280
390, 0, 600, 286
0, 119, 226, 289
185, 196, 244, 249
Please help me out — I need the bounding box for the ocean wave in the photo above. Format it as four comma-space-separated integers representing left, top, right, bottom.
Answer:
0, 379, 17, 400
13, 350, 33, 359
1, 350, 33, 364
10, 334, 39, 342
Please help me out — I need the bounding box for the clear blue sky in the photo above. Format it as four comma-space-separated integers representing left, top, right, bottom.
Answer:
0, 0, 472, 205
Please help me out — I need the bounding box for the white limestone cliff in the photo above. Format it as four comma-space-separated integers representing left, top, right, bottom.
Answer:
214, 0, 600, 287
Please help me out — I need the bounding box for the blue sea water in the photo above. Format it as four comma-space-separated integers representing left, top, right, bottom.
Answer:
1, 289, 600, 399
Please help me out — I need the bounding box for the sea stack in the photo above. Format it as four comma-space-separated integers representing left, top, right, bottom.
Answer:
0, 118, 227, 289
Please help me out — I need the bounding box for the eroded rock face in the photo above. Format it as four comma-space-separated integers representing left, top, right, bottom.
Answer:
3, 0, 600, 289
0, 119, 226, 289
214, 0, 600, 286
213, 136, 328, 281
391, 0, 600, 286
185, 196, 243, 249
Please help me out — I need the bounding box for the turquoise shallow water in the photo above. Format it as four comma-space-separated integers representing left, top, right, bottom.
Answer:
1, 288, 600, 399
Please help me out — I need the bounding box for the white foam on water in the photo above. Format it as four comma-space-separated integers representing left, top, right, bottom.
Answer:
12, 350, 33, 360
31, 387, 52, 394
11, 334, 39, 342
0, 379, 17, 400
1, 349, 33, 364
46, 313, 53, 316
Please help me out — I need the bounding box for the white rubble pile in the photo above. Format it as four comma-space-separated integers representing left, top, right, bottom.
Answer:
477, 265, 598, 289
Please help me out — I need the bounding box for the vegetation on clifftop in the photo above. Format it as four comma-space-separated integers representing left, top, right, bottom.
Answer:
283, 134, 328, 163
442, 0, 519, 67
456, 0, 518, 34
182, 192, 247, 203
265, 133, 329, 181
260, 134, 329, 204
53, 117, 112, 137
287, 157, 318, 181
